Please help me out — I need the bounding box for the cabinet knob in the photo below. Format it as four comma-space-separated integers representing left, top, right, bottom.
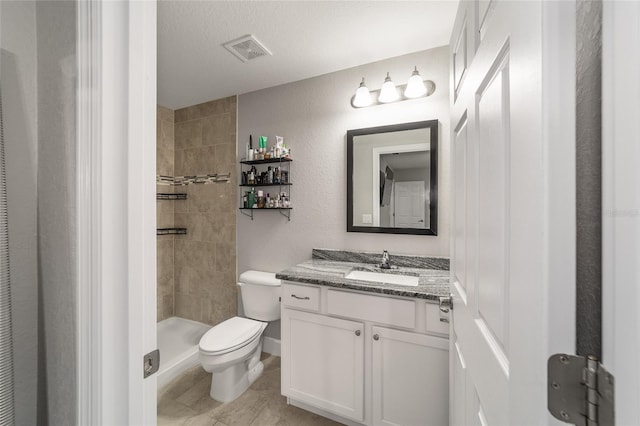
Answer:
373, 334, 380, 341
355, 330, 361, 337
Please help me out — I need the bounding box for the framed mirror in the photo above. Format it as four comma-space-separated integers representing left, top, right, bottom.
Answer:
347, 120, 438, 235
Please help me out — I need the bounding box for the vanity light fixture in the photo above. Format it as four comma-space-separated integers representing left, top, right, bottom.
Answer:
404, 66, 428, 98
353, 78, 373, 107
350, 66, 436, 108
378, 73, 399, 103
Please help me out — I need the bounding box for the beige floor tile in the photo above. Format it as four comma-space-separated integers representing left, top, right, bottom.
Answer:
250, 389, 340, 426
182, 412, 217, 426
176, 374, 213, 408
208, 388, 269, 426
161, 366, 208, 400
158, 398, 198, 426
158, 416, 185, 426
184, 389, 223, 417
159, 354, 340, 426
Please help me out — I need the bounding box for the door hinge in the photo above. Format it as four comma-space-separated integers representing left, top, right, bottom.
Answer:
547, 354, 614, 426
143, 349, 160, 378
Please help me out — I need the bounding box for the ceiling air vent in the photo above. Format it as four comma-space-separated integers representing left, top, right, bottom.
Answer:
223, 35, 272, 63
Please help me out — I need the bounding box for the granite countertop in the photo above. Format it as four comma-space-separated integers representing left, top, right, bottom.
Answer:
275, 249, 451, 302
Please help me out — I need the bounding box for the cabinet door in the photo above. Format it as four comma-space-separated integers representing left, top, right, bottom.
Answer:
372, 326, 449, 426
282, 308, 365, 422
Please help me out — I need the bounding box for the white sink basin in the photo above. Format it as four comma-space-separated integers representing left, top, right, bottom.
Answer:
345, 270, 420, 286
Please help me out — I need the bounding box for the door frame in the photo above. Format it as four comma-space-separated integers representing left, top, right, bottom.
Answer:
76, 1, 157, 424
602, 1, 640, 423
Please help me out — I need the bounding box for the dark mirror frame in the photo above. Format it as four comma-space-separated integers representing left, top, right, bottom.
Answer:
347, 120, 438, 236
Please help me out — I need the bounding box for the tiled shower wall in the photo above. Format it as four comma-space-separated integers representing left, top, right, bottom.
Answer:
157, 105, 175, 321
156, 96, 238, 325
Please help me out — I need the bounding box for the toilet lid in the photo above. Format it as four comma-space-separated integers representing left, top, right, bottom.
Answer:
199, 317, 265, 355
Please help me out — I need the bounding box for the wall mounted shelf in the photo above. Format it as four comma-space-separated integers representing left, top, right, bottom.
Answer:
239, 208, 292, 221
240, 156, 292, 221
157, 228, 187, 236
239, 183, 292, 187
156, 193, 187, 200
240, 157, 292, 165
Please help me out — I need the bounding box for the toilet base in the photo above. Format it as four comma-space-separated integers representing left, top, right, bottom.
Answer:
209, 341, 264, 402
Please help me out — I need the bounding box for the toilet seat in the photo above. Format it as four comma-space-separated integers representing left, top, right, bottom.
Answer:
199, 316, 266, 356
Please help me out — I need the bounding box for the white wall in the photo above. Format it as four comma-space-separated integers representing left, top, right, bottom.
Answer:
0, 2, 39, 424
237, 46, 450, 276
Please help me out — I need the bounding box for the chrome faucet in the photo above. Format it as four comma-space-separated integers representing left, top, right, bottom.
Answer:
380, 250, 391, 269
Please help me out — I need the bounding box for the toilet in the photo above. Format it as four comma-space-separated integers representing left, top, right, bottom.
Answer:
198, 270, 281, 402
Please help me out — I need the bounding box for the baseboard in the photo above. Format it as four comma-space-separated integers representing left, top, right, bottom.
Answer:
262, 336, 281, 356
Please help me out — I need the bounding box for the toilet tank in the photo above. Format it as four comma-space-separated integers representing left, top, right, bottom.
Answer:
238, 270, 281, 321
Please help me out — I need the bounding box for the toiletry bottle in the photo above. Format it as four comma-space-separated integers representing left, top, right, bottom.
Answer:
248, 188, 256, 208
266, 193, 271, 208
267, 166, 273, 184
257, 190, 265, 208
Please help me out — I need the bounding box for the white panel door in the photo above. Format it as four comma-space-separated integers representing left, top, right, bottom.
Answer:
281, 309, 365, 422
449, 1, 575, 424
394, 181, 426, 228
371, 326, 448, 426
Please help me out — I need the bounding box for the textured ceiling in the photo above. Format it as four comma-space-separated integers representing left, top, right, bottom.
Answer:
158, 1, 458, 109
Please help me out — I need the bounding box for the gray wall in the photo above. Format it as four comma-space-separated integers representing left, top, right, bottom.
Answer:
37, 1, 77, 423
238, 47, 450, 339
0, 2, 39, 425
238, 47, 449, 271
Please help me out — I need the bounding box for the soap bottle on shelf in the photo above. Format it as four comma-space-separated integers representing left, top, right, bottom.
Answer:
248, 166, 257, 185
248, 188, 256, 208
257, 190, 265, 208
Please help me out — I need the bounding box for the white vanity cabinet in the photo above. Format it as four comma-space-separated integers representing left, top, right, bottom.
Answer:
281, 281, 449, 426
281, 308, 365, 422
371, 326, 449, 426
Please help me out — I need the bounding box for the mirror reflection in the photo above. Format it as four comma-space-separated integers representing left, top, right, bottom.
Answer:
347, 120, 438, 235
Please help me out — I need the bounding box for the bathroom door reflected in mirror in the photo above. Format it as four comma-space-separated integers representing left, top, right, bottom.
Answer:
347, 120, 437, 235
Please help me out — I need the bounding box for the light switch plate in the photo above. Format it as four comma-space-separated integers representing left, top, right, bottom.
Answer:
362, 214, 372, 224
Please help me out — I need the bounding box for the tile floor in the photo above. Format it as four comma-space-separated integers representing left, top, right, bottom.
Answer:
158, 353, 342, 426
